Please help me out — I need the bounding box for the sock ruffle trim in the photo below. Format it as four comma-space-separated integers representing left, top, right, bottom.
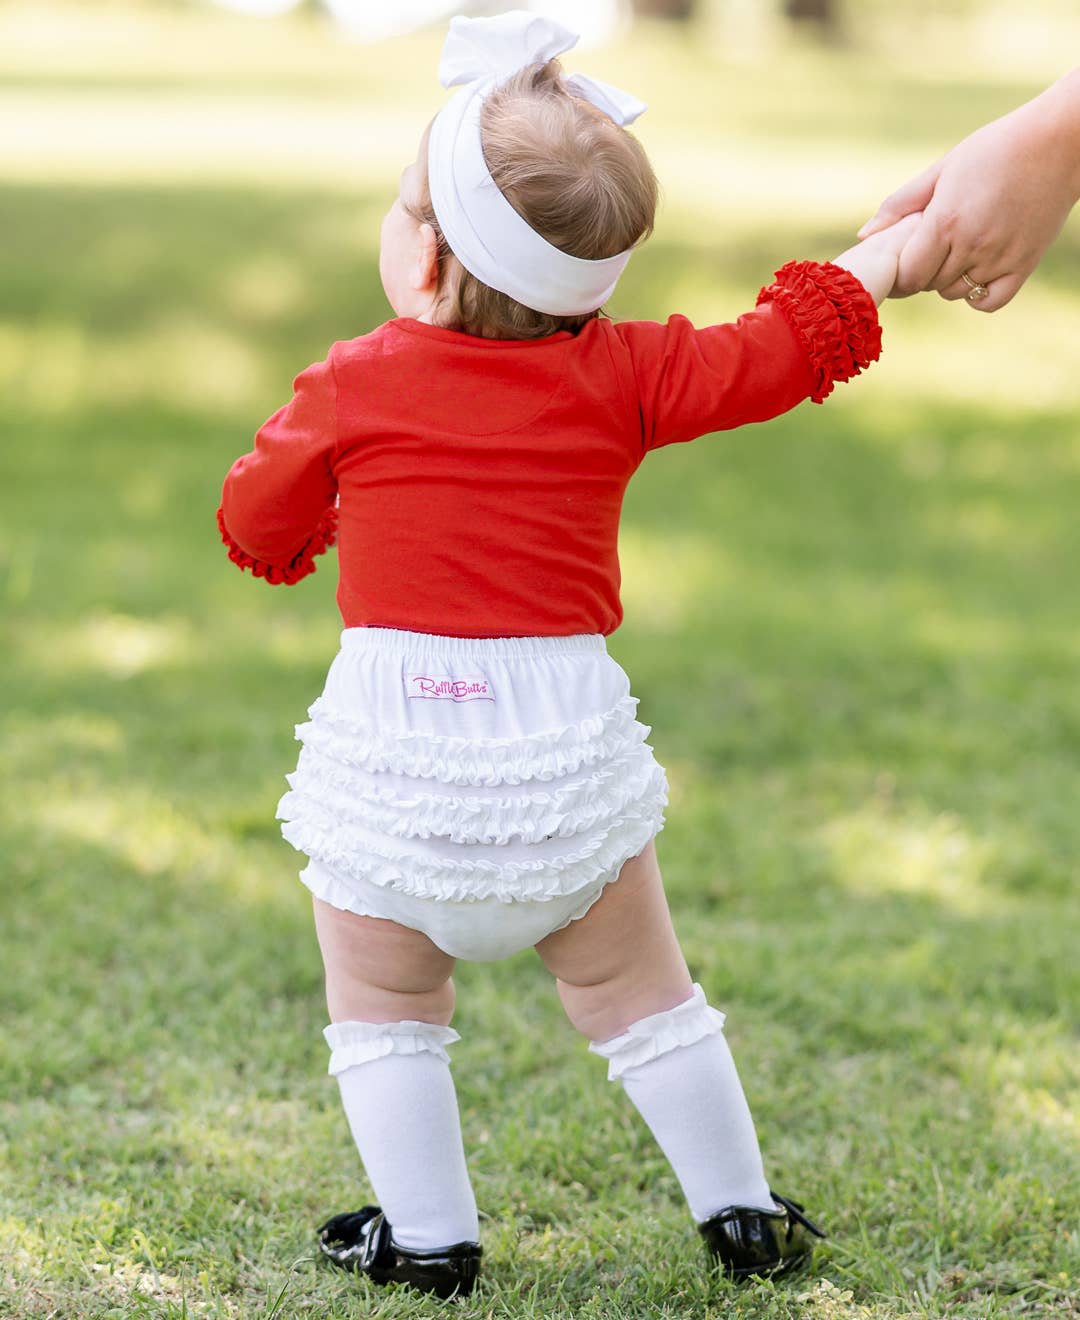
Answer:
323, 1019, 461, 1075
216, 503, 338, 585
757, 259, 882, 403
588, 983, 727, 1080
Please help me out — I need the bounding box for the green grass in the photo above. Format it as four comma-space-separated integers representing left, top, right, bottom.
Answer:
1, 4, 1078, 1317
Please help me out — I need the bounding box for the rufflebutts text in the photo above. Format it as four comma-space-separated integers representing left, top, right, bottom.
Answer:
406, 673, 495, 702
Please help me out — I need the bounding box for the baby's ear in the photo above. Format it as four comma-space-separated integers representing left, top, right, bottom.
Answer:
412, 223, 440, 293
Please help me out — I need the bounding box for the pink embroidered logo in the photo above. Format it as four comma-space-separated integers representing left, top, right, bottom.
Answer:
406, 673, 495, 703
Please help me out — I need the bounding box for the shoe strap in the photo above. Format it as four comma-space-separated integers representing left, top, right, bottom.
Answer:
771, 1192, 827, 1239
356, 1211, 393, 1269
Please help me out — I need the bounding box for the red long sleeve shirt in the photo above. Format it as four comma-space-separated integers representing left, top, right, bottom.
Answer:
218, 261, 880, 637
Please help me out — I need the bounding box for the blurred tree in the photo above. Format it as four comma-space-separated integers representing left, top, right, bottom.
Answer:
634, 0, 695, 17
633, 0, 841, 31
785, 0, 829, 19
784, 0, 839, 34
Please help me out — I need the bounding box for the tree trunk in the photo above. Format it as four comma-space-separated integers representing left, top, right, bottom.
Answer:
784, 0, 839, 32
634, 0, 695, 19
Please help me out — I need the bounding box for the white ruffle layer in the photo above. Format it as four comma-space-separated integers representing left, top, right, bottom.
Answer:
280, 797, 665, 903
588, 984, 727, 1080
280, 749, 667, 847
323, 1019, 461, 1075
279, 692, 668, 904
285, 736, 655, 803
295, 693, 647, 787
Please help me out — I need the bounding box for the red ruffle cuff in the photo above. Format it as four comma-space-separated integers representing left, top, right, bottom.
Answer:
216, 504, 339, 585
757, 260, 882, 403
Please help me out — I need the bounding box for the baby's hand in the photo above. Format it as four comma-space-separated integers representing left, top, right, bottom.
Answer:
869, 211, 923, 257
870, 212, 926, 299
832, 212, 923, 305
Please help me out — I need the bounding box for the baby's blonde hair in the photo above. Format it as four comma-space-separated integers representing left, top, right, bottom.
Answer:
408, 60, 659, 340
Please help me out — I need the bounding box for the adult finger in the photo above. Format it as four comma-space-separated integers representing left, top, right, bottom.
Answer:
937, 270, 993, 302
936, 269, 1024, 312
927, 245, 989, 294
967, 270, 1026, 313
932, 231, 1030, 296
858, 162, 942, 238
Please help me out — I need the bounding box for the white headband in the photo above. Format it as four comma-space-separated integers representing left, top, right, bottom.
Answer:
427, 11, 647, 317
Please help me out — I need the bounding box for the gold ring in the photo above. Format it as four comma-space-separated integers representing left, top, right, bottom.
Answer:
961, 271, 989, 301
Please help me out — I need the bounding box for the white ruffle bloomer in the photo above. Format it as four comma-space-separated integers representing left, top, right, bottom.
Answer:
276, 628, 669, 961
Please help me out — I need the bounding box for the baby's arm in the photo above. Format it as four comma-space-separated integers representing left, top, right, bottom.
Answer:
620, 218, 925, 452
218, 357, 339, 585
619, 266, 873, 449
830, 213, 923, 305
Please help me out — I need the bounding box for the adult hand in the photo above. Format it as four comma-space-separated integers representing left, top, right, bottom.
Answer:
858, 71, 1080, 312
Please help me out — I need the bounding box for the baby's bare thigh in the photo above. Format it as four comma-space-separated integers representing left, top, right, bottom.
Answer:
313, 897, 457, 1024
535, 839, 693, 1039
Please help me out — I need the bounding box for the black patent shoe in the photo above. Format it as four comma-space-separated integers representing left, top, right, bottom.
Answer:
699, 1191, 826, 1281
317, 1206, 481, 1299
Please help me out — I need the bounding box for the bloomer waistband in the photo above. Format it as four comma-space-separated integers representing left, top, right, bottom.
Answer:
339, 627, 608, 660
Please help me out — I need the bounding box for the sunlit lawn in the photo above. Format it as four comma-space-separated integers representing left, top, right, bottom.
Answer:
1, 4, 1078, 1317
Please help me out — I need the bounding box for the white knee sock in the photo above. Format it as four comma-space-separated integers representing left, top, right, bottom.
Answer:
589, 985, 775, 1222
324, 1020, 479, 1252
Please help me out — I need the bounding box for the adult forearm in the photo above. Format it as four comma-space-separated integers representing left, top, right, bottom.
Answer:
1030, 67, 1080, 202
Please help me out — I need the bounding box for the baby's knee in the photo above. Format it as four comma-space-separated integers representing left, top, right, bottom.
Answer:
556, 970, 693, 1044
557, 977, 614, 1040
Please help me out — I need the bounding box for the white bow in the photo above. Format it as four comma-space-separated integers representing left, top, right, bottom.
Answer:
440, 12, 574, 88
426, 12, 648, 317
438, 12, 646, 125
